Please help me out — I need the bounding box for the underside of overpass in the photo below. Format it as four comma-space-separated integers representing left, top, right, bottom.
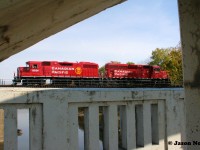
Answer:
0, 0, 125, 62
0, 0, 200, 149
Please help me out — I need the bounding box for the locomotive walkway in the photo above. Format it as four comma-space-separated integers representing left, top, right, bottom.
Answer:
0, 87, 185, 150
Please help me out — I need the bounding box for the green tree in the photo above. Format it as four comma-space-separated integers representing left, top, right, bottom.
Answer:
99, 65, 105, 73
99, 65, 105, 77
126, 62, 135, 65
148, 46, 183, 85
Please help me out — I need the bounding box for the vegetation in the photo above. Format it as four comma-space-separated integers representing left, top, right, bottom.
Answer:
99, 65, 105, 76
148, 46, 183, 85
126, 62, 135, 65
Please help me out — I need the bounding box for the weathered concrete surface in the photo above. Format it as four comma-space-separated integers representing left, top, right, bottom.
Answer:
0, 0, 125, 62
0, 88, 185, 150
178, 0, 200, 148
0, 110, 3, 143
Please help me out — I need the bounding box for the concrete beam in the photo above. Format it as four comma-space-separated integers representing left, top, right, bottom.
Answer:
178, 0, 200, 148
0, 0, 125, 62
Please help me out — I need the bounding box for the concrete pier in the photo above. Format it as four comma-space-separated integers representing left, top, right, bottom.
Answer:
0, 109, 3, 149
0, 110, 3, 141
178, 0, 200, 148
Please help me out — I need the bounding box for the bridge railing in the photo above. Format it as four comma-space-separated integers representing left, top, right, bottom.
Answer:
0, 88, 185, 150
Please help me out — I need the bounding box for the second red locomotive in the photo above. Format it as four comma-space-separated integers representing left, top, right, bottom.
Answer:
105, 62, 168, 79
13, 61, 169, 87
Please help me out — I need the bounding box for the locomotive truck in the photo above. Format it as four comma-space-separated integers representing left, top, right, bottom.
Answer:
13, 61, 170, 87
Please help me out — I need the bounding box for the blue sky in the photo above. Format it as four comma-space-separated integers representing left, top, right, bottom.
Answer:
0, 0, 180, 80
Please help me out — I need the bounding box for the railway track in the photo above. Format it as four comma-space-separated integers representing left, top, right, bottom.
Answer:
0, 84, 183, 88
0, 78, 183, 88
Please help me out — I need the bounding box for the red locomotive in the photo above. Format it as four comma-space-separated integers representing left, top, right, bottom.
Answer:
13, 61, 99, 85
105, 62, 168, 79
13, 61, 169, 87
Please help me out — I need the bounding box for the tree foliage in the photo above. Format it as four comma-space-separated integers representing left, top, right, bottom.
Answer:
148, 46, 183, 85
99, 65, 105, 75
126, 62, 135, 65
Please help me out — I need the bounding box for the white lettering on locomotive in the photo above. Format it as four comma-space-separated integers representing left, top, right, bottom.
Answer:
32, 69, 39, 72
52, 67, 74, 71
52, 70, 68, 74
114, 70, 131, 76
114, 70, 131, 73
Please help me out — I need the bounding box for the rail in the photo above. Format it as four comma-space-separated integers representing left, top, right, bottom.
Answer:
0, 78, 182, 88
0, 88, 185, 150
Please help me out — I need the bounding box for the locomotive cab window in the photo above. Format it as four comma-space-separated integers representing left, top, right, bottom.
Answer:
32, 64, 38, 69
26, 63, 30, 68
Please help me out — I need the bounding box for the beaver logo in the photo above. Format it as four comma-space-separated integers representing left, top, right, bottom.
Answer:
75, 67, 82, 75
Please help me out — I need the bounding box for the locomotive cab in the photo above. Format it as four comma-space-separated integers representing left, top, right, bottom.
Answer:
13, 61, 43, 85
21, 61, 42, 76
151, 66, 168, 79
151, 66, 161, 78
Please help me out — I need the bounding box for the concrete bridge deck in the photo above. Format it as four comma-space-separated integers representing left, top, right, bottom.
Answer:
0, 0, 125, 61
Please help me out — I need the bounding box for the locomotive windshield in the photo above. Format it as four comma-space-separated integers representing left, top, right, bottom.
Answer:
32, 64, 38, 69
26, 63, 29, 68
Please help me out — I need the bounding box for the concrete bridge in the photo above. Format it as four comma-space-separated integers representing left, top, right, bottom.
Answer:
0, 88, 184, 150
0, 0, 200, 149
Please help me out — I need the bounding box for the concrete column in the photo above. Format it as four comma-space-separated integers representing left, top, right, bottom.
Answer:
0, 109, 4, 147
178, 0, 200, 147
0, 110, 3, 141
